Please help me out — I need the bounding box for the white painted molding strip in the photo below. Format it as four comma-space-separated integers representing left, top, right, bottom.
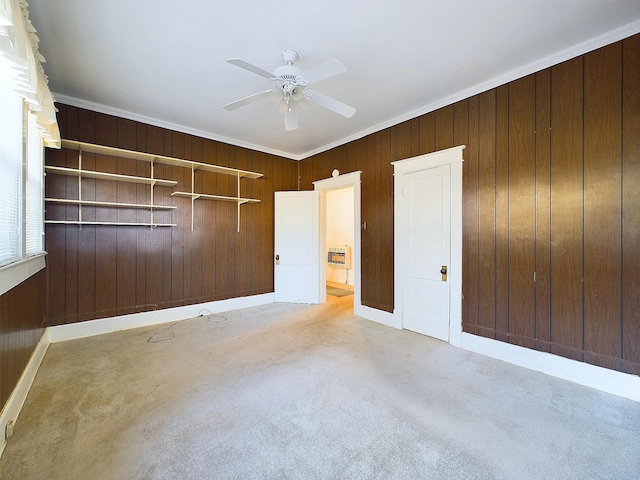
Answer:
358, 305, 396, 329
49, 293, 275, 343
461, 332, 640, 402
0, 329, 50, 458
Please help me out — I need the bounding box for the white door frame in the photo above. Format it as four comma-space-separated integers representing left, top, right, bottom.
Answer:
313, 171, 362, 316
392, 146, 464, 347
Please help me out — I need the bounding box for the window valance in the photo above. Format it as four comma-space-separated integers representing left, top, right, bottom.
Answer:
0, 0, 60, 148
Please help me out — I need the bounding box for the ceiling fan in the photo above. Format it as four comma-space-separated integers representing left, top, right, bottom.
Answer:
223, 49, 356, 131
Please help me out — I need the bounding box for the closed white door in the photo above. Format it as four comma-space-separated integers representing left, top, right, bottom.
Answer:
274, 191, 320, 303
402, 165, 451, 340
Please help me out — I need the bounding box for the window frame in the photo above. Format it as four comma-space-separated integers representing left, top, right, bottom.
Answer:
0, 90, 47, 297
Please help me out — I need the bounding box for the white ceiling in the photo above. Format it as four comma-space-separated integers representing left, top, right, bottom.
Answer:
27, 1, 640, 160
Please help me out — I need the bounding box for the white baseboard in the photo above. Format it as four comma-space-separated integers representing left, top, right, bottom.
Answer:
461, 332, 640, 402
48, 293, 275, 343
358, 305, 397, 328
0, 329, 50, 458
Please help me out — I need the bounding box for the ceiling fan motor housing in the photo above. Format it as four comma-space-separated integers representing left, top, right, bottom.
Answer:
224, 48, 355, 130
273, 64, 308, 101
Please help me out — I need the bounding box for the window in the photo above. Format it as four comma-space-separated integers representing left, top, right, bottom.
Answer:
0, 78, 23, 267
0, 0, 59, 295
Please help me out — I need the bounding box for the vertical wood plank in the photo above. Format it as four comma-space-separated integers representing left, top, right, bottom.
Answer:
215, 143, 231, 299
262, 154, 275, 292
419, 112, 436, 155
145, 126, 165, 311
201, 140, 217, 299
234, 147, 250, 295
550, 57, 585, 361
477, 90, 497, 339
135, 123, 148, 311
436, 105, 454, 151
464, 95, 480, 334
583, 43, 623, 369
252, 151, 266, 293
93, 114, 118, 319
378, 129, 393, 311
535, 69, 552, 352
495, 86, 511, 343
397, 120, 413, 161
190, 136, 204, 302
453, 100, 470, 329
161, 129, 174, 308
622, 34, 640, 375
77, 109, 96, 321
508, 76, 536, 348
410, 118, 420, 157
116, 118, 137, 316
171, 132, 186, 307
64, 108, 79, 323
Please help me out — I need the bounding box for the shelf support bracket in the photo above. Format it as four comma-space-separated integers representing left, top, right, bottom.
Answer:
190, 166, 195, 232
237, 171, 241, 232
78, 150, 83, 230
150, 161, 155, 228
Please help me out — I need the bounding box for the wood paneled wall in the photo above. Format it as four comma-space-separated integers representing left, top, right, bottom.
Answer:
0, 269, 46, 408
45, 105, 298, 326
299, 34, 640, 374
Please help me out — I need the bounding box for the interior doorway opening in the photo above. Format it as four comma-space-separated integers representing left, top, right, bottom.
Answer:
324, 186, 355, 304
314, 171, 362, 316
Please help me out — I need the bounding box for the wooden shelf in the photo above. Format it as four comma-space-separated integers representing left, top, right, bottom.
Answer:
61, 139, 263, 179
50, 140, 263, 231
45, 220, 176, 227
171, 191, 260, 204
45, 166, 177, 187
45, 198, 177, 210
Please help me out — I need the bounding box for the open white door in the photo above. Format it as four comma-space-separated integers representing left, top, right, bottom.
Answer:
274, 191, 321, 303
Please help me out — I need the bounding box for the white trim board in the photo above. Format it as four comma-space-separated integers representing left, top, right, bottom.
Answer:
461, 333, 640, 402
49, 293, 275, 343
358, 305, 396, 328
0, 254, 46, 297
0, 329, 50, 458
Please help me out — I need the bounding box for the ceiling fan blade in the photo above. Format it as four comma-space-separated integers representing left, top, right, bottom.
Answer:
285, 106, 298, 131
305, 90, 356, 118
301, 59, 346, 84
226, 58, 274, 80
223, 90, 273, 111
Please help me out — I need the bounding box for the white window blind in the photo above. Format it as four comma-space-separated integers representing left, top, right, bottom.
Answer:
26, 110, 44, 255
0, 79, 23, 267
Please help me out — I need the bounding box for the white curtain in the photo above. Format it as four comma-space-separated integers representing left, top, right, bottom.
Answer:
0, 0, 60, 148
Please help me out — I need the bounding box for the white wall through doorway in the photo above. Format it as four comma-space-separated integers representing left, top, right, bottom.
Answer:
325, 187, 354, 287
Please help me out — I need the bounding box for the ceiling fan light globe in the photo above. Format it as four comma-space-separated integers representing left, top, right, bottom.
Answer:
292, 87, 305, 101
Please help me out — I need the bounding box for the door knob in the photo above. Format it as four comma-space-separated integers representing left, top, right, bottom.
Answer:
275, 254, 280, 265
440, 266, 447, 281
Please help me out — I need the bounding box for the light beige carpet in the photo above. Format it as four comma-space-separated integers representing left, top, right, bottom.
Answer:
1, 295, 639, 479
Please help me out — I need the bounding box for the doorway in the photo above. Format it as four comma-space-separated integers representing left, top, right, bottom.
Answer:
324, 186, 355, 302
314, 171, 362, 316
